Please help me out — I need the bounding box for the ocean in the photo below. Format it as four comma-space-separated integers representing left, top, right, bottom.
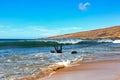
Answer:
0, 39, 120, 80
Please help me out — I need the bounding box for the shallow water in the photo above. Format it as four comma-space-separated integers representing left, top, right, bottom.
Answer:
0, 39, 120, 80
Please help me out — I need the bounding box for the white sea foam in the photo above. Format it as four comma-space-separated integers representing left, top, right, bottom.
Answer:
113, 40, 120, 43
56, 39, 83, 44
38, 39, 83, 44
97, 39, 113, 43
56, 57, 83, 67
97, 39, 120, 44
56, 60, 71, 67
38, 38, 120, 44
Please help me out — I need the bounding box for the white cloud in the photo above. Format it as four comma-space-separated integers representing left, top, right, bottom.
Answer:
0, 25, 82, 38
58, 27, 82, 32
79, 2, 90, 11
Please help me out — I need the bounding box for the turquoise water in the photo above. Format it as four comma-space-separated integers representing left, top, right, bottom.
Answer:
0, 39, 120, 80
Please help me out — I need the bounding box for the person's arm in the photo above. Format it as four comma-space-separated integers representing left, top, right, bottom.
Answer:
60, 44, 62, 51
54, 45, 57, 52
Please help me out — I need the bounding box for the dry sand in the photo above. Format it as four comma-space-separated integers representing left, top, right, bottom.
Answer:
48, 60, 120, 80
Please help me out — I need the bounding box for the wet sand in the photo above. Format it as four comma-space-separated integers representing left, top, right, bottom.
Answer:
48, 60, 120, 80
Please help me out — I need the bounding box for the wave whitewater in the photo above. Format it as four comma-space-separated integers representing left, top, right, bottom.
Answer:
20, 56, 83, 80
0, 38, 120, 80
0, 39, 119, 48
0, 52, 83, 80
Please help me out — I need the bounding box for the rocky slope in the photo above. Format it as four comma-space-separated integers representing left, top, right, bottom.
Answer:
50, 26, 120, 39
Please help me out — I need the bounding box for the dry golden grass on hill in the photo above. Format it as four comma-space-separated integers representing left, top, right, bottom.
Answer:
50, 26, 120, 39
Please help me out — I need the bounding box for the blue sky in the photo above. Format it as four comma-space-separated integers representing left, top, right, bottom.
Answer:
0, 0, 120, 39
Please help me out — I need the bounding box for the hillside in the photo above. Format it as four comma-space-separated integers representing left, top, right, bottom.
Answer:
50, 26, 120, 39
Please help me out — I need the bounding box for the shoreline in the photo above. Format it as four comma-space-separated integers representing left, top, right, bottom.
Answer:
47, 60, 120, 80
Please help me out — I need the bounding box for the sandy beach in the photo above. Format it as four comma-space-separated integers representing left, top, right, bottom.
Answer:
48, 60, 120, 80
0, 0, 120, 79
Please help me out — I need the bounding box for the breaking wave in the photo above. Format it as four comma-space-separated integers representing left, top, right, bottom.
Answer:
0, 38, 120, 80
0, 52, 83, 80
0, 39, 119, 48
113, 40, 120, 43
